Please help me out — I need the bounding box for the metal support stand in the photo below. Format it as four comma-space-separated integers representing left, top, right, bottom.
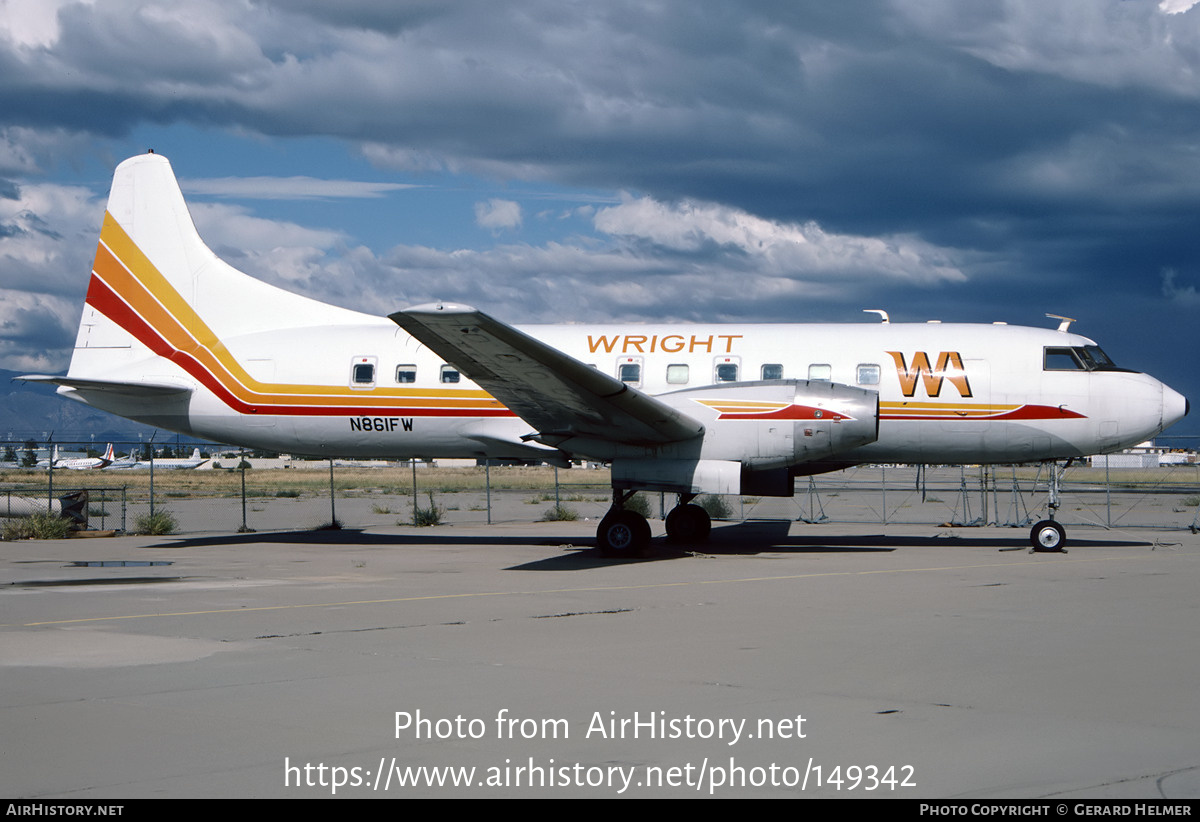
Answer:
797, 476, 827, 523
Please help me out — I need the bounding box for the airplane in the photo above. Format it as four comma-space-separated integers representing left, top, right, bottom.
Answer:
104, 446, 208, 470
103, 449, 139, 470
15, 153, 1189, 554
35, 443, 115, 470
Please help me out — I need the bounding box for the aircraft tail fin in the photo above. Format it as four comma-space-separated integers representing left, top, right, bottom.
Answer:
68, 153, 371, 384
60, 152, 376, 425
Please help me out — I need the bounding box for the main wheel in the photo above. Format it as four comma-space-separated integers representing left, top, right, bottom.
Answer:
596, 510, 651, 557
665, 503, 711, 543
1029, 520, 1066, 552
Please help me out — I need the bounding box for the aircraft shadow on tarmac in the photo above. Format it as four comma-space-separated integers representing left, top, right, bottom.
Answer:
143, 520, 1155, 572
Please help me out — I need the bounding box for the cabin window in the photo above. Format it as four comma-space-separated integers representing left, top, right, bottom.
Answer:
440, 365, 460, 383
395, 365, 417, 384
809, 364, 832, 380
761, 363, 783, 380
619, 363, 641, 384
351, 359, 376, 388
856, 364, 880, 385
715, 363, 738, 382
666, 364, 689, 384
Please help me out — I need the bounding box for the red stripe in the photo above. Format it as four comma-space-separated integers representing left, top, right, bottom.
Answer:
882, 405, 1085, 421
717, 404, 851, 421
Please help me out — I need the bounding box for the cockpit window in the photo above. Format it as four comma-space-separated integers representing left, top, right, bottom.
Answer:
1044, 346, 1120, 372
1082, 346, 1116, 369
1044, 347, 1084, 371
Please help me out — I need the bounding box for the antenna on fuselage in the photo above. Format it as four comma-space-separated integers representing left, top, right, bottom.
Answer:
863, 309, 890, 324
1045, 313, 1075, 333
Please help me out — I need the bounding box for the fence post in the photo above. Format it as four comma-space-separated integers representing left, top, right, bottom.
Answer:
240, 453, 248, 532
329, 458, 336, 526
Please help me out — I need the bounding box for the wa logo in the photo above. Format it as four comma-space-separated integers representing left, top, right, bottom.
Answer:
886, 352, 973, 398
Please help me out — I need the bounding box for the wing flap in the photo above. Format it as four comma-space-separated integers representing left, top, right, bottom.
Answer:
389, 304, 704, 446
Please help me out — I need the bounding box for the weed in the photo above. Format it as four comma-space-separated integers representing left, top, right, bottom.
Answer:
698, 494, 732, 520
2, 513, 73, 540
275, 489, 300, 498
542, 504, 579, 521
412, 493, 444, 526
625, 492, 651, 518
133, 510, 177, 535
371, 504, 393, 514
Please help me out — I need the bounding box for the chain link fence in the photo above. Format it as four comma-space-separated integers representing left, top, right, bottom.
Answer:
3, 451, 1199, 537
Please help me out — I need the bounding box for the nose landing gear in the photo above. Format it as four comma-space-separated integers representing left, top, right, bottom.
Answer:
1029, 463, 1067, 553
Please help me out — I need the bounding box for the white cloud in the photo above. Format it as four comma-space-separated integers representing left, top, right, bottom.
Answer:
593, 195, 965, 285
0, 0, 94, 48
1162, 268, 1200, 305
474, 199, 522, 231
1160, 0, 1200, 15
186, 201, 347, 291
900, 0, 1200, 97
182, 176, 419, 200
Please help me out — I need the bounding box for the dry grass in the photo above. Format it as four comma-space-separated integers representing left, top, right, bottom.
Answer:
0, 465, 612, 500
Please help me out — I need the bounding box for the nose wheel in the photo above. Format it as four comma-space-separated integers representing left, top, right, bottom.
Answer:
1029, 519, 1067, 552
1028, 462, 1068, 552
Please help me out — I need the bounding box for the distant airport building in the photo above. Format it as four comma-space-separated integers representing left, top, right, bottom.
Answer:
1090, 441, 1195, 469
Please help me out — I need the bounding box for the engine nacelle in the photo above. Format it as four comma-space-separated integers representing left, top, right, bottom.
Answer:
656, 379, 879, 470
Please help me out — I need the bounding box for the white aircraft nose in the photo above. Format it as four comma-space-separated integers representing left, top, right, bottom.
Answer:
1163, 384, 1188, 430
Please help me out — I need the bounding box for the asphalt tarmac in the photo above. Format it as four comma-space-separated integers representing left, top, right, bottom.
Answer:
2, 520, 1198, 798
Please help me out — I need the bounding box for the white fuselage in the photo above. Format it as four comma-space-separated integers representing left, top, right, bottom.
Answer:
79, 316, 1183, 467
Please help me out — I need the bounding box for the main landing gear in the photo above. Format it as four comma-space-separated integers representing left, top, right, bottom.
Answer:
595, 490, 651, 558
665, 495, 711, 543
594, 491, 713, 557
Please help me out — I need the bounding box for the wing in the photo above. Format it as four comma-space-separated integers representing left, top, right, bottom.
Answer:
389, 304, 704, 447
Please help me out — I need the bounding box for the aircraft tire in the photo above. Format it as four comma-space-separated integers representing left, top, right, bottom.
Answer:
665, 504, 711, 543
596, 510, 651, 558
1029, 520, 1067, 552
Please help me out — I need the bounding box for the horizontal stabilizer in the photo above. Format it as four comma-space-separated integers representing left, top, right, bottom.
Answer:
14, 375, 192, 397
390, 304, 705, 447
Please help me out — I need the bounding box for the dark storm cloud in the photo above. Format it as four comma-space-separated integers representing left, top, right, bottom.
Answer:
1, 0, 1198, 421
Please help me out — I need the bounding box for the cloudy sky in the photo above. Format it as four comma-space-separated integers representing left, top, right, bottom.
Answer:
1, 0, 1198, 436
